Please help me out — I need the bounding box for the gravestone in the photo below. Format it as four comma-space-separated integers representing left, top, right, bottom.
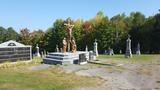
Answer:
125, 35, 132, 58
119, 50, 122, 54
85, 45, 88, 52
79, 53, 87, 64
89, 51, 96, 61
93, 39, 98, 57
136, 43, 141, 55
108, 47, 114, 55
36, 44, 41, 57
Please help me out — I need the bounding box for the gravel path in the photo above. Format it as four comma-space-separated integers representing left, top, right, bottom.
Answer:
62, 58, 160, 90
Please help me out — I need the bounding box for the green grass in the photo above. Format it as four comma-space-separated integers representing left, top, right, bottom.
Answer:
97, 54, 159, 61
0, 57, 102, 90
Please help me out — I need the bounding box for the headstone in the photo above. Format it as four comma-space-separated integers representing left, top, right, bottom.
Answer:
36, 44, 41, 57
79, 53, 87, 64
108, 47, 114, 55
85, 45, 88, 52
44, 50, 46, 57
89, 51, 95, 61
41, 51, 44, 58
119, 50, 122, 54
93, 39, 98, 57
136, 43, 141, 55
125, 35, 132, 58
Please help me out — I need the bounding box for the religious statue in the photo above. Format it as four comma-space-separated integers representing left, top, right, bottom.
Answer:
71, 37, 77, 53
94, 39, 98, 56
55, 45, 59, 52
62, 38, 67, 53
64, 18, 74, 52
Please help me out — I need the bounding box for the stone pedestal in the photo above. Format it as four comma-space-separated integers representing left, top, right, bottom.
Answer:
43, 51, 89, 65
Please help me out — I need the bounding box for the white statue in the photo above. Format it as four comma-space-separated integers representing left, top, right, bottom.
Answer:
93, 39, 98, 57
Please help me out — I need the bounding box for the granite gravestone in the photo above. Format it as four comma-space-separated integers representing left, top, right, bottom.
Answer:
125, 35, 132, 58
136, 43, 141, 55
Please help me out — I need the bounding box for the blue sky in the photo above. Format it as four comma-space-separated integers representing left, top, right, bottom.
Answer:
0, 0, 159, 32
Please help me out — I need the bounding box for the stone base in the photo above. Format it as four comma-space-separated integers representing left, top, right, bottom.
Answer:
43, 51, 89, 65
125, 50, 132, 58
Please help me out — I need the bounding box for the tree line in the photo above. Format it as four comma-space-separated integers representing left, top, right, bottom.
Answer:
0, 11, 160, 54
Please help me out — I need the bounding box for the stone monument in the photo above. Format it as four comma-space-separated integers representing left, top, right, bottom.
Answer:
125, 35, 132, 58
43, 18, 88, 65
36, 44, 41, 57
136, 43, 141, 55
94, 39, 98, 57
64, 18, 75, 52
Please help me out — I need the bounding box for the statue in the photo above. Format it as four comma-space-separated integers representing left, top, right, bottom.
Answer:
125, 35, 132, 58
62, 38, 67, 53
94, 39, 98, 57
64, 18, 74, 52
71, 37, 77, 53
55, 45, 59, 52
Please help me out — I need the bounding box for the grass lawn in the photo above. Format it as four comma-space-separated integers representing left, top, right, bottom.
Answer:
0, 58, 102, 90
97, 54, 160, 61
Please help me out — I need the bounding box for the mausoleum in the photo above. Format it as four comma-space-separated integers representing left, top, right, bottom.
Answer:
0, 40, 32, 63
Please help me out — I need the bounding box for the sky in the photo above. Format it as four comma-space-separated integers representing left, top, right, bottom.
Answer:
0, 0, 159, 32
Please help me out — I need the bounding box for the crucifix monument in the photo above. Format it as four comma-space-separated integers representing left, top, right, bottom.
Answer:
64, 18, 76, 52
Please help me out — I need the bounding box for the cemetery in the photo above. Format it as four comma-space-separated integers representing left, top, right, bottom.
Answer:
0, 0, 160, 90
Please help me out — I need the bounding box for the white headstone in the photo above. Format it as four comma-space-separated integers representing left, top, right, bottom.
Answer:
125, 35, 132, 58
85, 45, 88, 52
36, 44, 41, 57
136, 43, 141, 55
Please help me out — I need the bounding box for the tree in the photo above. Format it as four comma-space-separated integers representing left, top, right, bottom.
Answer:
19, 28, 31, 45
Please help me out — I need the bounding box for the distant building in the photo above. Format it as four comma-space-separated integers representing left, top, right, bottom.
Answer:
0, 40, 32, 63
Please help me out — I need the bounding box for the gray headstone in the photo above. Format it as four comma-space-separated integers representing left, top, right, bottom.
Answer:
125, 35, 132, 58
136, 43, 141, 55
85, 45, 88, 52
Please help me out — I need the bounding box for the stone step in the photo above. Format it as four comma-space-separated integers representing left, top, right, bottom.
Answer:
43, 58, 76, 64
46, 55, 78, 60
48, 53, 76, 57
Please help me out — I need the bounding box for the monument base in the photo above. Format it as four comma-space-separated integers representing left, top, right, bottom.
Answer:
125, 49, 132, 58
43, 51, 89, 65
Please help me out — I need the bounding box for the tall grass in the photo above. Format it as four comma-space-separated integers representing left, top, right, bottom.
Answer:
0, 57, 42, 69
